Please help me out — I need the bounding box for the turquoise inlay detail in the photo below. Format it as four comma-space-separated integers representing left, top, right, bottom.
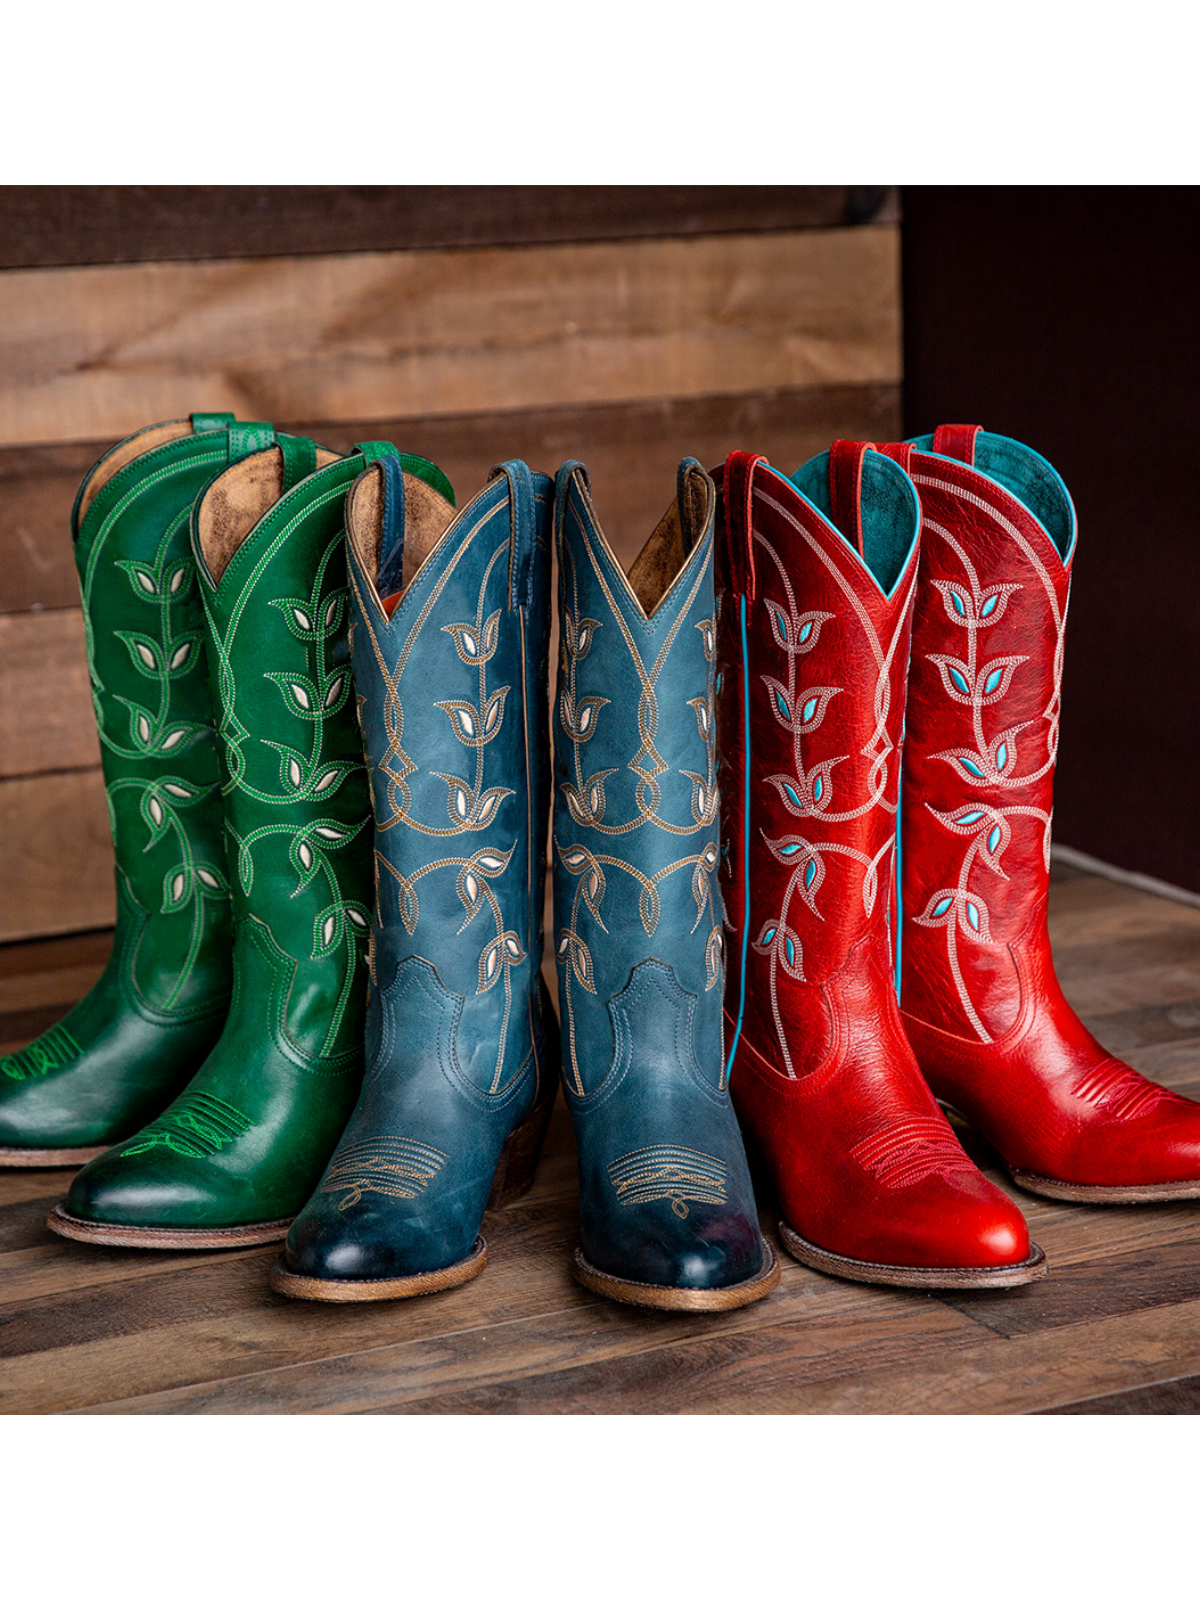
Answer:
784, 936, 795, 966
949, 666, 970, 694
983, 667, 1003, 694
933, 896, 953, 918
778, 842, 802, 857
987, 825, 1002, 854
813, 775, 824, 803
894, 749, 904, 999
761, 926, 775, 946
951, 591, 967, 617
771, 610, 788, 646
804, 858, 816, 890
980, 594, 998, 617
966, 902, 980, 931
724, 594, 752, 1084
959, 757, 985, 778
775, 689, 791, 721
996, 742, 1009, 772
801, 695, 819, 723
957, 809, 985, 826
783, 782, 801, 808
798, 620, 813, 644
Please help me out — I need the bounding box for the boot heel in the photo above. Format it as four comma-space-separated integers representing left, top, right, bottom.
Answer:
487, 1082, 558, 1209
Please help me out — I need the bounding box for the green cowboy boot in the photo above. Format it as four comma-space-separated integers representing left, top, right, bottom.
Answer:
49, 437, 396, 1247
0, 413, 285, 1168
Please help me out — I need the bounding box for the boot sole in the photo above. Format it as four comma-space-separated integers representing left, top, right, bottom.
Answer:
45, 1203, 293, 1249
1009, 1169, 1200, 1204
779, 1221, 1048, 1289
0, 1143, 109, 1169
270, 1237, 488, 1302
572, 1240, 781, 1312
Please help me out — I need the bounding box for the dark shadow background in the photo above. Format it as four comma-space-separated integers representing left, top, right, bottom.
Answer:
903, 187, 1200, 894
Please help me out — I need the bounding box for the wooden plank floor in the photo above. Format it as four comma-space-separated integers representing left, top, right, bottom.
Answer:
2, 857, 1200, 1414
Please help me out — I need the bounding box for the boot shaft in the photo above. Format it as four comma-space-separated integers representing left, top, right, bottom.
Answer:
715, 446, 920, 1060
345, 452, 553, 1098
192, 438, 374, 1062
553, 459, 724, 1096
70, 414, 273, 1012
894, 426, 1076, 1040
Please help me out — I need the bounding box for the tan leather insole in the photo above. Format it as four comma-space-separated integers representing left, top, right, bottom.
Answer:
76, 419, 195, 525
196, 446, 341, 583
346, 466, 458, 604
626, 465, 714, 614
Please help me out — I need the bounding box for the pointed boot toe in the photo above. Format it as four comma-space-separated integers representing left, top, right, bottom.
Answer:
274, 1198, 488, 1303
50, 1145, 294, 1249
578, 1206, 773, 1301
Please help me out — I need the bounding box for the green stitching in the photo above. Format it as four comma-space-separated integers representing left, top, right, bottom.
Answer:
119, 1090, 252, 1159
0, 1021, 80, 1083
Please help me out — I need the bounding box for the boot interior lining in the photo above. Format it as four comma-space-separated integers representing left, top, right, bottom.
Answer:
196, 446, 341, 583
346, 465, 458, 606
76, 419, 195, 525
626, 466, 714, 615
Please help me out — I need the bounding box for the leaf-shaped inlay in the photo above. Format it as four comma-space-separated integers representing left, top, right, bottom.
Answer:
437, 699, 480, 742
442, 622, 481, 661
762, 677, 793, 728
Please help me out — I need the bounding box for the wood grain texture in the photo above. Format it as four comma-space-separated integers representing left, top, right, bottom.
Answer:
0, 383, 900, 616
1, 859, 1199, 1413
0, 186, 897, 270
0, 609, 97, 776
0, 770, 114, 941
0, 226, 901, 447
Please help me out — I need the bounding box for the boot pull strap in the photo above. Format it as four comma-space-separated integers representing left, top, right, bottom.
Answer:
277, 433, 317, 495
374, 452, 407, 599
488, 459, 538, 612
932, 423, 982, 465
722, 451, 766, 604
876, 441, 915, 473
829, 439, 875, 557
554, 459, 591, 550
676, 456, 708, 556
191, 411, 235, 433
226, 422, 275, 462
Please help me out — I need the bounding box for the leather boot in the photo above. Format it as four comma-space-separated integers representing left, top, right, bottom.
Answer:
0, 414, 275, 1167
552, 459, 779, 1310
716, 446, 1045, 1287
273, 452, 560, 1301
49, 436, 378, 1246
890, 423, 1200, 1202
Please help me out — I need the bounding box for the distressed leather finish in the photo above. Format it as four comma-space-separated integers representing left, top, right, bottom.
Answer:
895, 425, 1200, 1189
63, 440, 376, 1231
0, 415, 266, 1160
717, 447, 1035, 1272
554, 460, 769, 1295
279, 454, 558, 1286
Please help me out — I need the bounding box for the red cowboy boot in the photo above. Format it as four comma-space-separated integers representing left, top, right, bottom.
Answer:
715, 445, 1045, 1286
893, 424, 1200, 1202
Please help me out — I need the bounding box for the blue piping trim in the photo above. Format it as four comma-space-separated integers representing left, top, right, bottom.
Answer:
894, 734, 904, 999
725, 592, 752, 1081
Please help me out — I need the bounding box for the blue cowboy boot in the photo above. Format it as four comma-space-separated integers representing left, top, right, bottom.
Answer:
273, 452, 559, 1301
552, 459, 779, 1310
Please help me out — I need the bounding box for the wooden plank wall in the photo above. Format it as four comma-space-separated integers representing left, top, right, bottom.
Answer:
0, 186, 901, 943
